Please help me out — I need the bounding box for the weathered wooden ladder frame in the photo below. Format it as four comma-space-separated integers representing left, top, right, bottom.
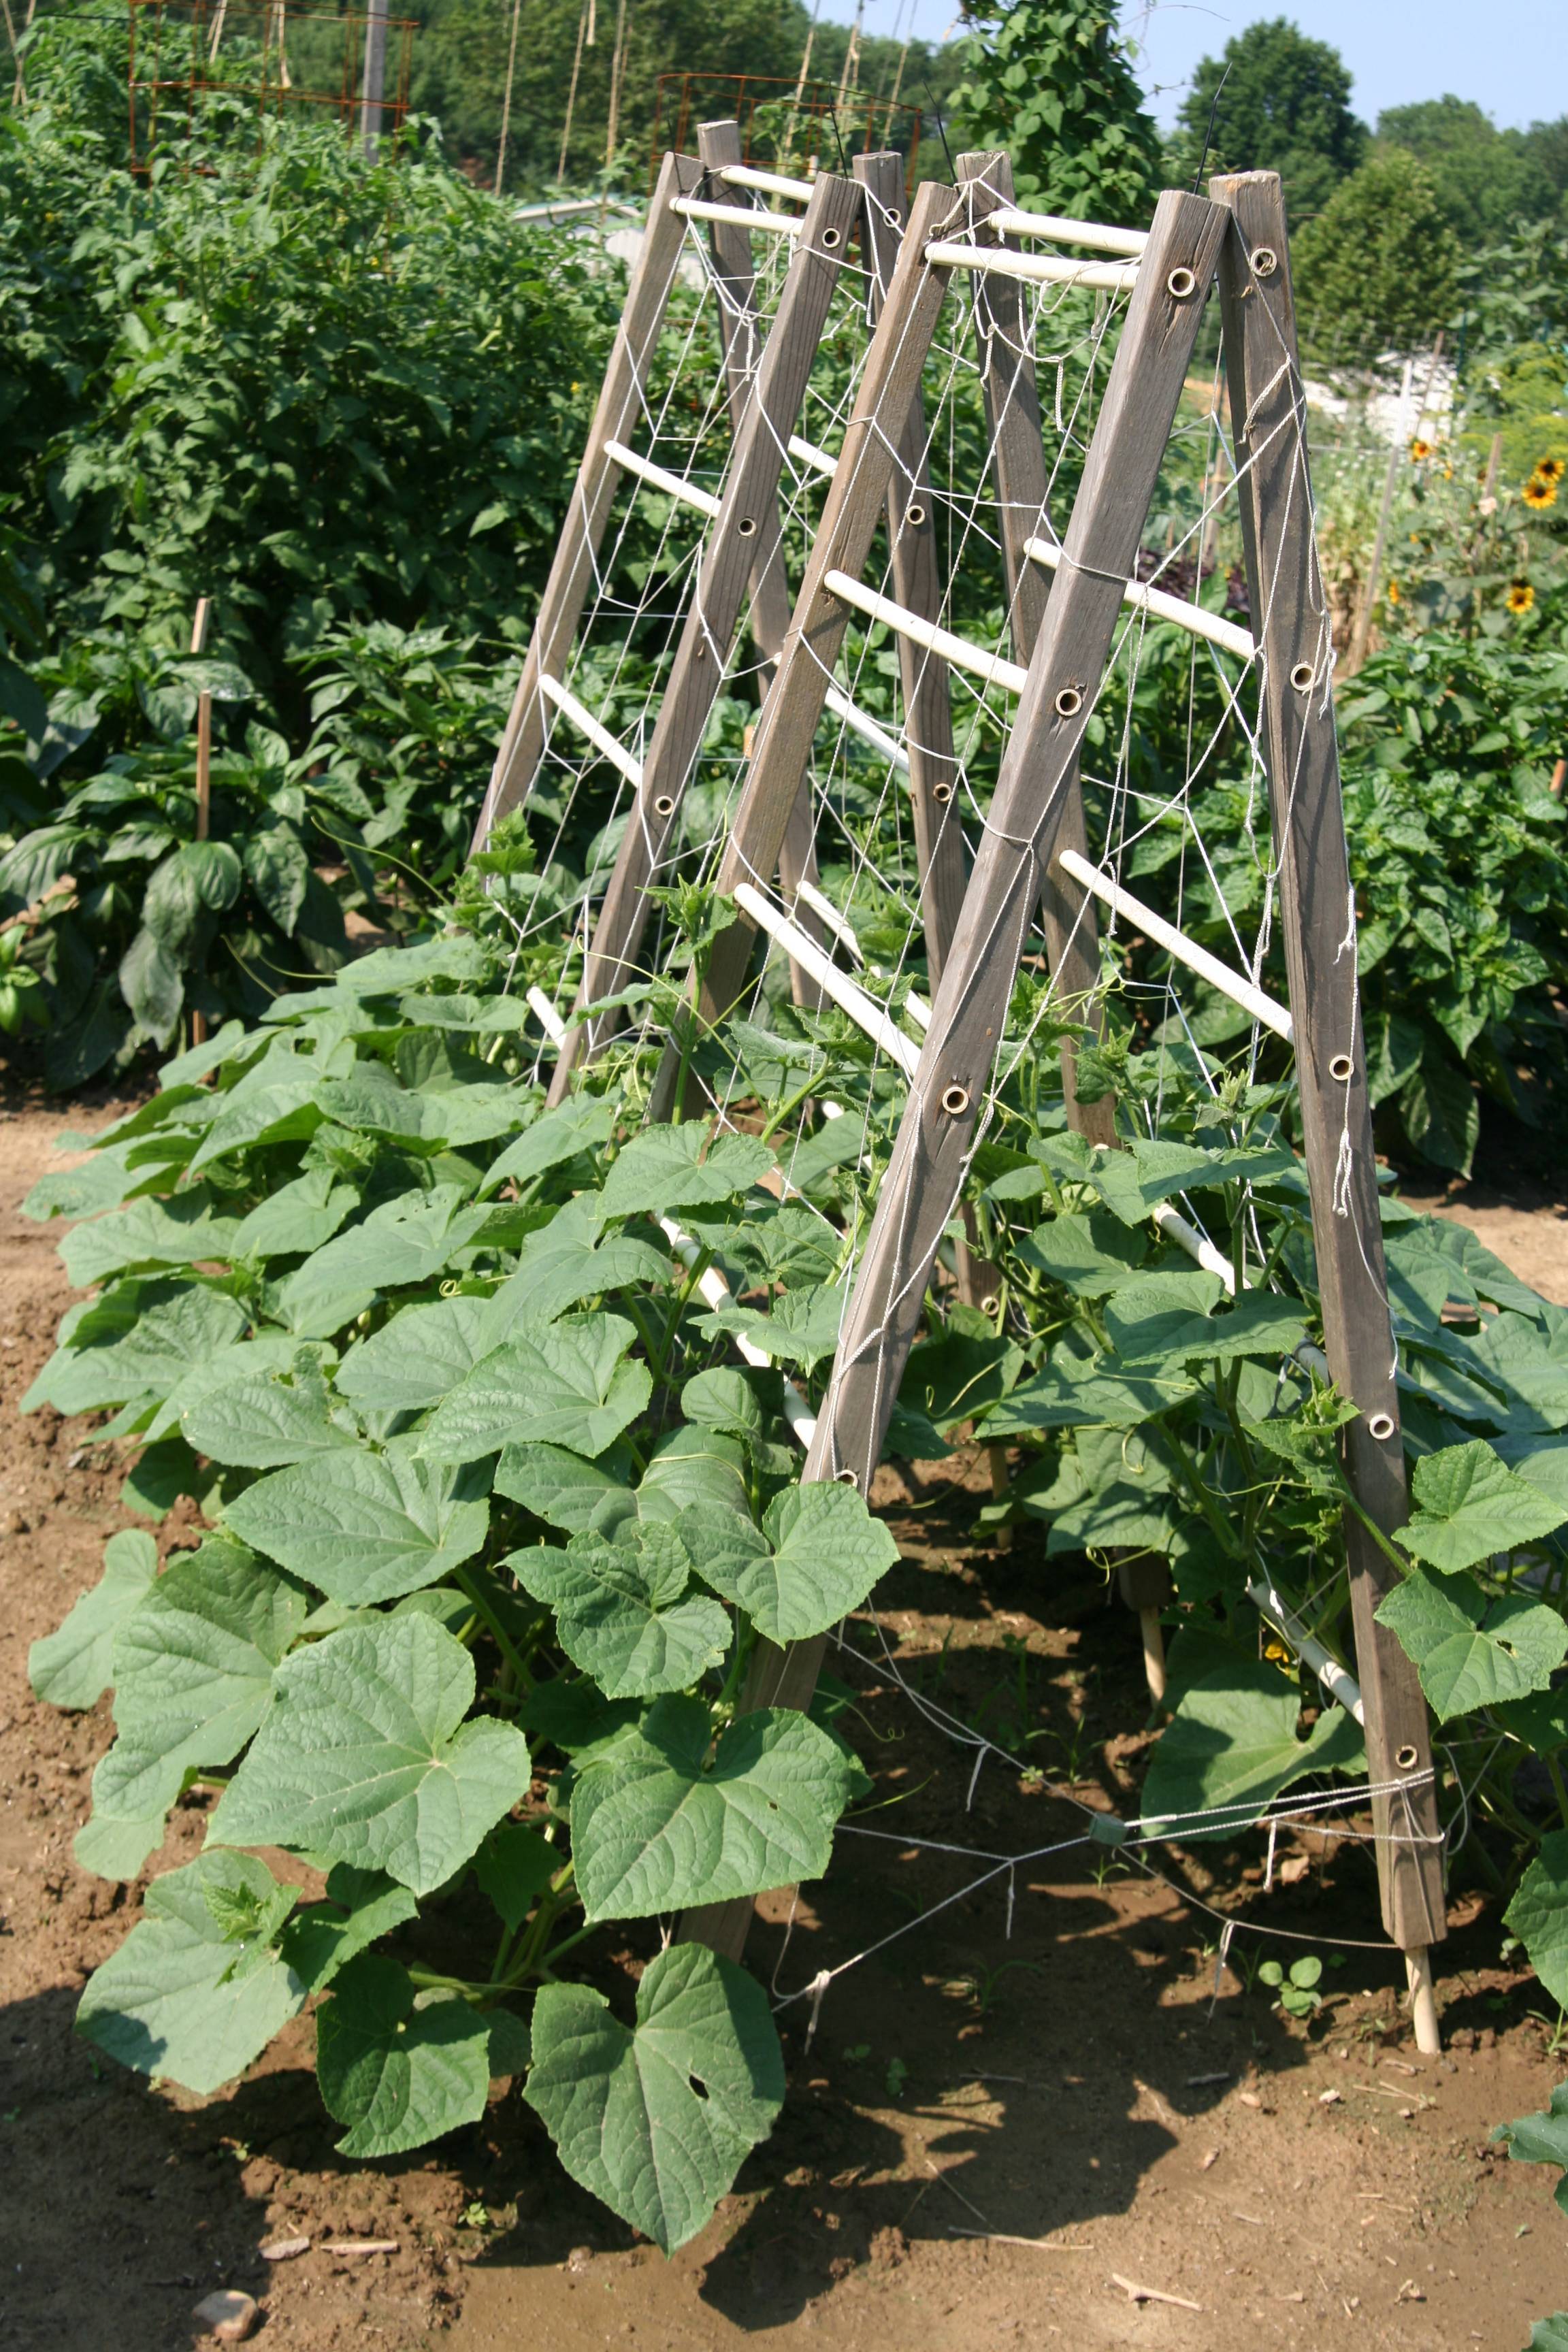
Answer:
667, 167, 1446, 2047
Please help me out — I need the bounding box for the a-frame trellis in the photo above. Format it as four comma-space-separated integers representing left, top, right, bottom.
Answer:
487, 148, 1447, 2050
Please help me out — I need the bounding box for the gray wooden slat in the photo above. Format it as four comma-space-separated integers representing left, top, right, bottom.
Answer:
681, 189, 1229, 1964
1211, 169, 1446, 1961
685, 175, 964, 1057
698, 119, 824, 1010
854, 152, 967, 987
472, 147, 702, 848
544, 168, 864, 1103
957, 148, 1113, 1148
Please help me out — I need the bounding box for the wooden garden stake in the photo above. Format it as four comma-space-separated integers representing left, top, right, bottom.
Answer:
545, 167, 864, 1099
190, 595, 212, 1048
1211, 169, 1445, 2048
681, 189, 1230, 1963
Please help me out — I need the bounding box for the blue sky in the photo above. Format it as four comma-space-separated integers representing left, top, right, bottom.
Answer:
828, 0, 1566, 133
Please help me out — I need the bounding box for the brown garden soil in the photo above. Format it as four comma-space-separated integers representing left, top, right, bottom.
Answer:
3, 1080, 1568, 2352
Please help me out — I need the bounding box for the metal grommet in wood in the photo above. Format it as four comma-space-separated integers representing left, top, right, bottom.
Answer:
1394, 1742, 1420, 1772
1368, 1411, 1395, 1442
1328, 1051, 1354, 1083
932, 781, 953, 804
1249, 245, 1278, 278
1290, 659, 1316, 692
1166, 265, 1196, 300
652, 794, 676, 819
905, 504, 927, 528
1054, 684, 1083, 719
737, 516, 757, 536
822, 227, 842, 248
979, 1293, 999, 1316
834, 1467, 858, 1487
941, 1082, 970, 1116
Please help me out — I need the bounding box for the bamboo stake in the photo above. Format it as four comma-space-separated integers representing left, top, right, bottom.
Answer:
557, 0, 588, 182
495, 0, 525, 197
190, 598, 213, 1048
1347, 354, 1414, 674
359, 0, 387, 156
603, 0, 630, 176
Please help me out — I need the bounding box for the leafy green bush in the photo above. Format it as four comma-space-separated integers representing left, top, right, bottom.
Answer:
949, 0, 1162, 227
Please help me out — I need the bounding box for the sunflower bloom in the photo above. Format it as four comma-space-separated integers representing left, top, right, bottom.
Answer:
1537, 456, 1565, 484
1507, 580, 1536, 615
1410, 437, 1433, 461
1386, 578, 1401, 604
1523, 475, 1558, 510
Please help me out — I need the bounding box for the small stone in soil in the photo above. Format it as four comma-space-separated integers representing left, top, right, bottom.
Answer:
566, 2245, 593, 2274
260, 2235, 311, 2259
192, 2289, 259, 2342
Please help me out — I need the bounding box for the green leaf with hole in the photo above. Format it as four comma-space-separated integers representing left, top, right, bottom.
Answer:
76, 1851, 305, 2094
526, 1942, 784, 2253
1139, 1663, 1366, 1839
680, 1482, 899, 1644
316, 1953, 493, 2157
510, 1524, 730, 1699
570, 1695, 855, 1921
417, 1313, 651, 1463
211, 1612, 529, 1893
29, 1529, 157, 1710
1401, 1441, 1568, 1573
1377, 1569, 1567, 1720
225, 1437, 490, 1604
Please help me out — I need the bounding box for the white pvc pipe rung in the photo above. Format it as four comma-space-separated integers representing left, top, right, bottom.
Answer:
1025, 537, 1255, 662
674, 195, 804, 237
1246, 1575, 1365, 1723
734, 883, 922, 1079
794, 876, 863, 964
659, 1215, 818, 1448
824, 570, 1028, 697
987, 206, 1149, 259
719, 163, 813, 203
605, 438, 722, 521
925, 239, 1139, 295
823, 685, 910, 772
789, 434, 839, 480
525, 986, 568, 1047
1152, 1202, 1235, 1292
1056, 849, 1294, 1042
538, 674, 644, 791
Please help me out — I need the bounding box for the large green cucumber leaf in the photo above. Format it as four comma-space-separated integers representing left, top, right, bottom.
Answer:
229, 1166, 357, 1262
510, 1524, 730, 1699
416, 1312, 650, 1463
1490, 2074, 1568, 2217
494, 1441, 638, 1534
211, 1612, 528, 1893
316, 1953, 493, 2156
272, 1183, 491, 1335
1400, 1440, 1568, 1573
526, 1942, 784, 2253
59, 1192, 242, 1289
477, 1095, 618, 1199
473, 1821, 559, 1933
697, 1281, 847, 1370
279, 1865, 419, 1992
182, 1358, 360, 1469
22, 1278, 247, 1416
1139, 1663, 1366, 1839
29, 1529, 157, 1710
598, 1124, 773, 1221
1505, 1831, 1568, 2009
76, 1851, 305, 2094
489, 1194, 669, 1327
680, 1482, 898, 1644
1377, 1569, 1567, 1720
1016, 1210, 1149, 1298
224, 1437, 489, 1604
570, 1695, 855, 1920
636, 1426, 751, 1520
1038, 1134, 1294, 1226
333, 1293, 502, 1414
78, 1537, 309, 1880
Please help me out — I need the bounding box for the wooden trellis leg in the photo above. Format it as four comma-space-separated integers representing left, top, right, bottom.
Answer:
681, 175, 962, 1077
545, 169, 864, 1102
1211, 169, 1445, 2050
681, 189, 1229, 1962
473, 147, 703, 847
696, 118, 826, 1010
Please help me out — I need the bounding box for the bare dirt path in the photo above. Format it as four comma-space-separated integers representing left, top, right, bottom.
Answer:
1, 1088, 1565, 2352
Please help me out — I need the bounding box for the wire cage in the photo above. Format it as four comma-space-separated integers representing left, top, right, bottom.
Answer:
127, 0, 414, 170
649, 71, 922, 201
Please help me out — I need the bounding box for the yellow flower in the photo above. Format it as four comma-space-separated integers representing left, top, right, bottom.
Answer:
1409, 437, 1433, 461
1537, 456, 1565, 484
1523, 475, 1558, 510
1507, 580, 1536, 615
1264, 1641, 1289, 1663
1386, 578, 1401, 604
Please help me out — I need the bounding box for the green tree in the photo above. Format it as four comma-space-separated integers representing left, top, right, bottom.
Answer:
1292, 150, 1461, 372
1376, 97, 1568, 244
948, 0, 1162, 227
1173, 16, 1365, 223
